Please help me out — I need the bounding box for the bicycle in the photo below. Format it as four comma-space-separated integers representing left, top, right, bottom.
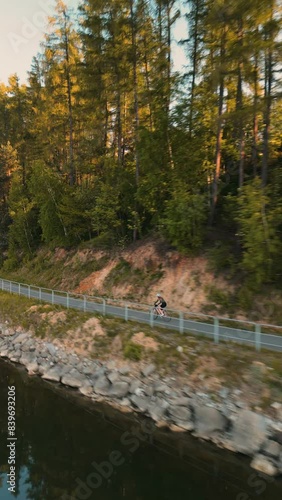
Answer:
152, 307, 171, 322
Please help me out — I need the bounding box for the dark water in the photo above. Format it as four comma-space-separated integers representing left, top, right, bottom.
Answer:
0, 360, 281, 500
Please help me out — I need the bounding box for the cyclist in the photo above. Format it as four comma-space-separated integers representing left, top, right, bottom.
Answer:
154, 293, 167, 316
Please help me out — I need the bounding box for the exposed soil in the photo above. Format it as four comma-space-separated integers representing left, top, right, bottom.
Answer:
73, 239, 230, 314
131, 332, 160, 352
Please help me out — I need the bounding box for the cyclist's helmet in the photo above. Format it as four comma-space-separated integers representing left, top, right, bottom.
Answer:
156, 293, 161, 297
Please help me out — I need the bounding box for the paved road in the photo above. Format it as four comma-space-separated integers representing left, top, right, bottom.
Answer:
1, 279, 282, 352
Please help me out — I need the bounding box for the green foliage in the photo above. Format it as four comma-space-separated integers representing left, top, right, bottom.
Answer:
236, 286, 255, 312
6, 171, 40, 260
88, 183, 121, 236
0, 0, 281, 289
58, 186, 95, 243
0, 142, 21, 249
163, 188, 207, 251
236, 178, 282, 289
29, 163, 68, 246
207, 241, 237, 276
123, 342, 143, 361
105, 259, 132, 288
206, 285, 236, 314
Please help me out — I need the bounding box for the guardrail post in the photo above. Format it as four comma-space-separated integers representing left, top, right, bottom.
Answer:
83, 296, 87, 313
52, 290, 54, 305
179, 311, 184, 334
150, 309, 154, 327
255, 324, 261, 352
28, 285, 31, 299
102, 299, 106, 316
125, 304, 128, 321
66, 292, 69, 309
39, 287, 42, 302
0, 279, 3, 291
10, 281, 12, 293
18, 283, 20, 296
213, 317, 219, 344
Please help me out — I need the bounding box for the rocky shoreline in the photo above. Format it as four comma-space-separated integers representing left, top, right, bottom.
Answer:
0, 326, 282, 478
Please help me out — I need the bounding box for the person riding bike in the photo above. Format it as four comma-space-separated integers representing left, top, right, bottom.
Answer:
154, 293, 167, 316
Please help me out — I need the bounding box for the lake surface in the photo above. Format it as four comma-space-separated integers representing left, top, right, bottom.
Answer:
0, 359, 281, 500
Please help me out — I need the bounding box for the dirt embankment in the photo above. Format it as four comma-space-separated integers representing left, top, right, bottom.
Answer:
3, 237, 282, 322
73, 239, 229, 314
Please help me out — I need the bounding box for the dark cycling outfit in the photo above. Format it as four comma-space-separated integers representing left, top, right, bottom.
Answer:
155, 299, 167, 309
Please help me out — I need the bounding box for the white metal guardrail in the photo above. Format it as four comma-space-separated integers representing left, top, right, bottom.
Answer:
0, 278, 282, 353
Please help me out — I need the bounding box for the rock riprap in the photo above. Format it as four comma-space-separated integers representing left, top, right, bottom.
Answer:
0, 328, 281, 477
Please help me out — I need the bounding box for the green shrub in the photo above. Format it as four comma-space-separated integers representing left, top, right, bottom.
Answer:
2, 255, 19, 272
163, 189, 207, 252
123, 342, 143, 361
236, 178, 282, 289
207, 242, 237, 275
207, 285, 235, 312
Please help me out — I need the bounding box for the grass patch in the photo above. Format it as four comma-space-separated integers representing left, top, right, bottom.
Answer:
104, 258, 164, 295
205, 285, 237, 315
0, 291, 94, 340
153, 344, 185, 373
0, 248, 111, 291
123, 342, 143, 361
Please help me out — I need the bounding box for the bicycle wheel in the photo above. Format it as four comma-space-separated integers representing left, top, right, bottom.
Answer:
152, 308, 159, 320
163, 312, 171, 322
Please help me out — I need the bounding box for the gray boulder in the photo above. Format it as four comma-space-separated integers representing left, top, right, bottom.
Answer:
46, 343, 57, 356
19, 352, 37, 367
168, 405, 192, 423
141, 364, 156, 378
109, 381, 129, 399
193, 405, 228, 438
147, 398, 170, 422
130, 394, 150, 413
153, 381, 169, 394
61, 369, 87, 388
251, 454, 279, 476
67, 354, 80, 367
79, 382, 94, 397
231, 410, 268, 456
107, 371, 120, 384
262, 440, 281, 459
144, 385, 155, 397
26, 362, 39, 375
21, 339, 36, 352
94, 376, 111, 395
12, 333, 29, 345
42, 366, 64, 382
119, 365, 131, 376
170, 397, 190, 407
129, 379, 141, 394
38, 362, 52, 376
82, 362, 100, 376
10, 351, 22, 362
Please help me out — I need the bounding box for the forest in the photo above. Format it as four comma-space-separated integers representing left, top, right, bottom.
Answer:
0, 0, 281, 291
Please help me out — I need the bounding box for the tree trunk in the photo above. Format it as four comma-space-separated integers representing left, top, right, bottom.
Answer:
262, 4, 274, 187
188, 0, 201, 138
130, 0, 140, 241
211, 27, 226, 220
62, 7, 75, 186
252, 50, 259, 177
262, 46, 272, 187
